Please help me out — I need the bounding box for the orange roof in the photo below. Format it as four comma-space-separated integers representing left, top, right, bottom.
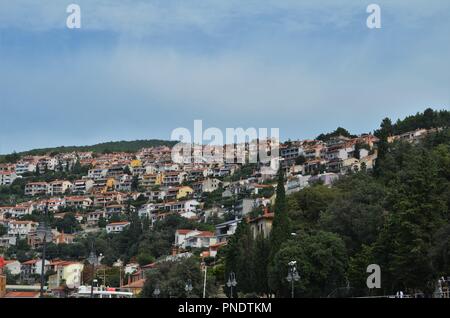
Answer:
209, 242, 227, 249
122, 278, 145, 289
107, 221, 130, 226
195, 231, 215, 238
4, 291, 40, 298
176, 229, 193, 235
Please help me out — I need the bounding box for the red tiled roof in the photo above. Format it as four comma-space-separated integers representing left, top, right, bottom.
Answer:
176, 229, 193, 235
107, 221, 130, 226
195, 231, 215, 238
4, 291, 40, 298
122, 279, 145, 289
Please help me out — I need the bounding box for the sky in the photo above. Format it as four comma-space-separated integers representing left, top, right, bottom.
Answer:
0, 0, 449, 154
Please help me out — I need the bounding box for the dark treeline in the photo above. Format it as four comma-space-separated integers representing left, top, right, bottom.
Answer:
0, 139, 177, 160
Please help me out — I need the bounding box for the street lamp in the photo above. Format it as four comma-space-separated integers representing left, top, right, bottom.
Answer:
286, 261, 300, 298
36, 203, 52, 298
185, 279, 193, 297
153, 286, 161, 298
226, 272, 237, 298
87, 241, 98, 298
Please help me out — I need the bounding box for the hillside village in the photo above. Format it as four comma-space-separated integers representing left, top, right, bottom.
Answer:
0, 111, 447, 298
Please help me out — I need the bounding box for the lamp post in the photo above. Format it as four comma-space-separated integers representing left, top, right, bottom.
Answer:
37, 203, 52, 298
185, 279, 193, 298
286, 261, 300, 298
202, 261, 207, 298
87, 241, 98, 298
226, 272, 237, 298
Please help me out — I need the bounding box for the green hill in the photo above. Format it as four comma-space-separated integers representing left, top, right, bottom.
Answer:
0, 139, 177, 162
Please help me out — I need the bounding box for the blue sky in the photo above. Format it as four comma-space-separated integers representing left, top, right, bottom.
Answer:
0, 0, 449, 154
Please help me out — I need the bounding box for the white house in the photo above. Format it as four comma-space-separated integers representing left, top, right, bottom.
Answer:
175, 229, 217, 249
106, 221, 130, 234
15, 162, 36, 175
25, 182, 48, 196
4, 260, 21, 275
8, 220, 38, 236
202, 178, 222, 193
48, 261, 84, 289
0, 171, 18, 186
73, 179, 95, 194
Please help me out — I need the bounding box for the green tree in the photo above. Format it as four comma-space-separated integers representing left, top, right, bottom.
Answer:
224, 221, 255, 296
268, 167, 291, 296
272, 231, 348, 297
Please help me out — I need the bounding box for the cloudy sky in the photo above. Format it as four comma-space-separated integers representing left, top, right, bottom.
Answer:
0, 0, 449, 153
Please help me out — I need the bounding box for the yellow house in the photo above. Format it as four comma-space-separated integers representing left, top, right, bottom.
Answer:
48, 261, 84, 289
130, 159, 141, 168
176, 186, 194, 199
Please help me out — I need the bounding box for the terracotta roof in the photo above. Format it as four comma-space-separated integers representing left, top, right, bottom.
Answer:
209, 242, 227, 249
107, 221, 130, 226
195, 231, 215, 238
4, 291, 40, 298
176, 229, 193, 235
122, 278, 145, 289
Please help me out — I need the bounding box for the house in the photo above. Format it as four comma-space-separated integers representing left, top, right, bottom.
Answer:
215, 219, 241, 243
20, 259, 51, 282
105, 204, 125, 218
87, 210, 106, 225
48, 261, 84, 289
0, 171, 18, 186
7, 203, 34, 218
8, 220, 38, 237
47, 180, 73, 196
4, 260, 21, 275
235, 198, 255, 216
174, 229, 217, 249
202, 178, 222, 193
0, 235, 16, 248
248, 208, 274, 239
185, 231, 217, 249
176, 186, 194, 199
15, 161, 36, 175
73, 179, 94, 194
25, 182, 48, 196
65, 196, 93, 209
162, 171, 185, 187
106, 222, 130, 234
37, 157, 58, 172
286, 175, 310, 194
87, 168, 108, 180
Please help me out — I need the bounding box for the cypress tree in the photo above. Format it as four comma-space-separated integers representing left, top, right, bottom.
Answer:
268, 165, 291, 296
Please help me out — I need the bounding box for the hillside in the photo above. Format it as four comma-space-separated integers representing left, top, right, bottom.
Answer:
1, 139, 177, 160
